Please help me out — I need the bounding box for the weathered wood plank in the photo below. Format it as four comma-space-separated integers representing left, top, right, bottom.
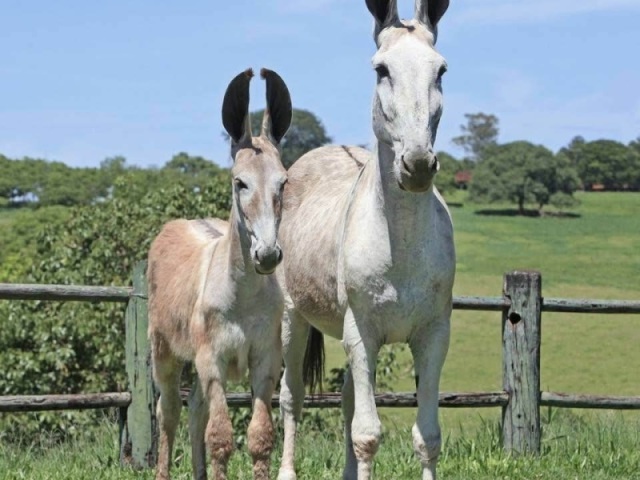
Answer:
541, 392, 640, 410
542, 298, 640, 314
0, 392, 131, 412
502, 271, 542, 455
453, 296, 509, 311
176, 391, 510, 408
3, 283, 639, 315
6, 390, 640, 413
0, 283, 131, 302
119, 262, 157, 469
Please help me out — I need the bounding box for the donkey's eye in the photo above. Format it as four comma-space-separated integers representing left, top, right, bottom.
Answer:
235, 178, 248, 191
375, 64, 390, 81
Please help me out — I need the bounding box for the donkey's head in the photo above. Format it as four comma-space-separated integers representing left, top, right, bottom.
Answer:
222, 68, 292, 274
366, 0, 449, 192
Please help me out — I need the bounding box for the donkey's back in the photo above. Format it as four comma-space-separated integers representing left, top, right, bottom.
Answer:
148, 218, 228, 361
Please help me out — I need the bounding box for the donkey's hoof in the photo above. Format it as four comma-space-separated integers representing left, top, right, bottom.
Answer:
277, 468, 297, 480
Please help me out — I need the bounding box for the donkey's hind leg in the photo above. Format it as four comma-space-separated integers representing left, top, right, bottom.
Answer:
341, 365, 357, 480
277, 309, 310, 480
188, 376, 208, 480
151, 335, 184, 480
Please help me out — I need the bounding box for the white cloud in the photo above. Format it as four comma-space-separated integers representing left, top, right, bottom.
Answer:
451, 0, 640, 25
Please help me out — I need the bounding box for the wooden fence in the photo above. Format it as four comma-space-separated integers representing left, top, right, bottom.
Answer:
1, 263, 639, 467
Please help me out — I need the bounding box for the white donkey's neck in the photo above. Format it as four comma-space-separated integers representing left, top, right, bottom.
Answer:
362, 141, 435, 247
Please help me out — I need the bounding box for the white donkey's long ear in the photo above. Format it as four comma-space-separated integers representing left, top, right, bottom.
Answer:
222, 68, 253, 146
414, 0, 449, 34
260, 68, 292, 145
365, 0, 399, 43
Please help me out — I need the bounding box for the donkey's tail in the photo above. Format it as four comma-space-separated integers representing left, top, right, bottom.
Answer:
302, 326, 325, 394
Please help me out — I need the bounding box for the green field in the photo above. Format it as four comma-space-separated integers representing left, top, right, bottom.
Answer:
1, 192, 639, 478
1, 412, 639, 479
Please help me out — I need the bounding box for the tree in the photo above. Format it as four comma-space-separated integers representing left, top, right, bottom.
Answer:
452, 113, 499, 162
571, 140, 640, 191
434, 151, 461, 195
469, 141, 580, 214
559, 135, 586, 169
223, 108, 332, 169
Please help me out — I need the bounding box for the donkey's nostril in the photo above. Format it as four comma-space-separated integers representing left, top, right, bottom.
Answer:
431, 156, 440, 172
401, 155, 413, 173
277, 248, 283, 263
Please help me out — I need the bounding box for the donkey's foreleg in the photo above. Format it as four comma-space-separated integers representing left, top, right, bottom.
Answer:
248, 342, 281, 480
151, 340, 184, 480
195, 353, 233, 480
277, 309, 310, 480
409, 318, 451, 480
342, 308, 381, 480
188, 377, 208, 480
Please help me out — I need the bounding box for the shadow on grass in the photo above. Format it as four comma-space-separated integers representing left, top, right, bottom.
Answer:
474, 208, 581, 219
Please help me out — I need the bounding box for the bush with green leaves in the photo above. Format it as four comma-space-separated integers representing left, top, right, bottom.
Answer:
0, 172, 231, 442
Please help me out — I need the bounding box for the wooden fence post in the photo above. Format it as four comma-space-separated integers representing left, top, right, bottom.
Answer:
502, 270, 542, 455
120, 260, 157, 468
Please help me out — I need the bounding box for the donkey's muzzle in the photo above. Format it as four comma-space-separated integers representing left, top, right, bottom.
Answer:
397, 153, 439, 193
254, 244, 283, 275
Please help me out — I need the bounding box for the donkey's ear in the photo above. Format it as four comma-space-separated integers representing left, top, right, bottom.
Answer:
260, 68, 292, 145
222, 68, 253, 144
414, 0, 449, 31
365, 0, 399, 40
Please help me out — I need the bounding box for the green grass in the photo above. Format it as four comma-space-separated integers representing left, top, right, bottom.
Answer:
1, 412, 639, 479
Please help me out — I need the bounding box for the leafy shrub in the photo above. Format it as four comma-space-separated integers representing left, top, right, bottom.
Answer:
0, 173, 231, 442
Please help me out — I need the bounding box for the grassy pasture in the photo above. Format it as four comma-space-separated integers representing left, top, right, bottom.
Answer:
0, 192, 638, 477
1, 412, 639, 479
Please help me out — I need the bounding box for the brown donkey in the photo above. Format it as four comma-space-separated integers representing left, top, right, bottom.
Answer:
148, 68, 292, 480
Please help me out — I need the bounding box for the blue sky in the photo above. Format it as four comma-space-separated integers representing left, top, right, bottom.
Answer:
1, 0, 639, 168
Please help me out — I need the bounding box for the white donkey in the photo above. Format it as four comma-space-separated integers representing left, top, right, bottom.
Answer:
148, 68, 292, 480
277, 1, 453, 479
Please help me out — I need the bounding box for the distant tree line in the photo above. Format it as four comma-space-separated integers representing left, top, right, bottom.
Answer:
439, 112, 640, 214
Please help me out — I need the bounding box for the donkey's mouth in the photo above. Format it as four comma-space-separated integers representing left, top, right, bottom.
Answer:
255, 265, 277, 275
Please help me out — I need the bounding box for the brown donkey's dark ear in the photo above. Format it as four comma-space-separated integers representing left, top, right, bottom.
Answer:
365, 0, 399, 41
222, 68, 253, 144
260, 68, 292, 145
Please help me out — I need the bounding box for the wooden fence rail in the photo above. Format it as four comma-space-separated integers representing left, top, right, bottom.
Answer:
1, 266, 639, 468
3, 390, 640, 414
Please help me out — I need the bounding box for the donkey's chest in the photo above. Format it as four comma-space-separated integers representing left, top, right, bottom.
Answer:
343, 239, 454, 341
